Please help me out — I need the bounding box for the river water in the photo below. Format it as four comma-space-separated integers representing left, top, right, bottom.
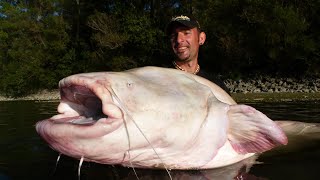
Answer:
0, 100, 319, 180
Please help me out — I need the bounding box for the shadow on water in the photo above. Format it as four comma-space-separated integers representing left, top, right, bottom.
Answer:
0, 100, 319, 180
48, 154, 261, 180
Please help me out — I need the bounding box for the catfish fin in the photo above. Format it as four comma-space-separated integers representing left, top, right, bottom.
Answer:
227, 104, 288, 154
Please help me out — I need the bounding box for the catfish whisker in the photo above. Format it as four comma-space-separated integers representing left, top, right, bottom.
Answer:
108, 87, 172, 180
51, 153, 61, 175
78, 156, 84, 180
124, 151, 140, 180
114, 95, 139, 180
56, 153, 61, 169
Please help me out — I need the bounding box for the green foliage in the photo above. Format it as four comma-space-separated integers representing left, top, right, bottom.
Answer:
88, 12, 128, 50
0, 1, 75, 97
0, 0, 320, 97
121, 11, 165, 64
110, 56, 138, 71
87, 7, 167, 70
195, 0, 320, 76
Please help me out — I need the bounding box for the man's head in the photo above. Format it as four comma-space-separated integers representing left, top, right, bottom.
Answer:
166, 15, 206, 63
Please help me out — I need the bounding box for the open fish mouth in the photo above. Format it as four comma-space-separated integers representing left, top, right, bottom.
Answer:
50, 85, 109, 126
68, 116, 103, 125
36, 80, 125, 140
52, 116, 103, 125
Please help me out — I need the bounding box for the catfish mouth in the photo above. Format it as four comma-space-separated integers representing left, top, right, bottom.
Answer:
54, 85, 107, 125
36, 78, 124, 139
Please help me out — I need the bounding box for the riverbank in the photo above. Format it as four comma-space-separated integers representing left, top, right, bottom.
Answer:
225, 76, 320, 93
1, 76, 320, 102
0, 90, 60, 101
1, 89, 320, 103
226, 76, 320, 102
231, 92, 320, 103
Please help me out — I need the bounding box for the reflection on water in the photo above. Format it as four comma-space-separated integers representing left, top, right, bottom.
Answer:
245, 101, 320, 122
0, 100, 319, 180
0, 101, 59, 180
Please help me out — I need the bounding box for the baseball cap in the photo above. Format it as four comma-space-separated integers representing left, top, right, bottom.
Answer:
166, 15, 201, 35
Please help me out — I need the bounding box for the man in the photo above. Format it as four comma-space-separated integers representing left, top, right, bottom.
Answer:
165, 14, 230, 93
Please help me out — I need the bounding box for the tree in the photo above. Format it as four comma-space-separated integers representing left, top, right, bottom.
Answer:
0, 0, 74, 96
194, 0, 320, 77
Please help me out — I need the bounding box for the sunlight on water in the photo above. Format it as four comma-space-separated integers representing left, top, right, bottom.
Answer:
0, 100, 319, 180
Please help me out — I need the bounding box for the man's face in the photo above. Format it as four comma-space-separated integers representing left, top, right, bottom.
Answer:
170, 26, 200, 62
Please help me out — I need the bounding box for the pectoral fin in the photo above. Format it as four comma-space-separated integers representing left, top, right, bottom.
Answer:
227, 104, 288, 154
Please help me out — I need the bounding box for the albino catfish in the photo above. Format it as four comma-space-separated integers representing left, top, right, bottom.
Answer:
36, 66, 295, 170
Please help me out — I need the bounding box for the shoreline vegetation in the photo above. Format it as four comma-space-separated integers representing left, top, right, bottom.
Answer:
1, 77, 320, 102
1, 1, 320, 100
1, 90, 320, 103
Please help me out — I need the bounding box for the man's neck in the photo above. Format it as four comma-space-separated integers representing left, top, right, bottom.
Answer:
173, 60, 200, 74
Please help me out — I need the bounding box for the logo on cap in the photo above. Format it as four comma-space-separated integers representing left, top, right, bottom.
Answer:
166, 14, 201, 35
171, 15, 191, 21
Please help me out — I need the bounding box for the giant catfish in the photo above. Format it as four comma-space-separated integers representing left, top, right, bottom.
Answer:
36, 66, 297, 170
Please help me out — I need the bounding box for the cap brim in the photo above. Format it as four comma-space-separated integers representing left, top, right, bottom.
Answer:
166, 21, 198, 35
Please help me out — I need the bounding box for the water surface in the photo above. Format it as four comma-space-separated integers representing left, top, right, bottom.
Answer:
0, 100, 319, 180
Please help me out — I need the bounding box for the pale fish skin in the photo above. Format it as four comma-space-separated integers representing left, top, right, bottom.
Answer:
36, 66, 288, 170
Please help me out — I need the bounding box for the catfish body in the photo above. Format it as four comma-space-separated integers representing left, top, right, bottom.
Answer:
36, 67, 287, 169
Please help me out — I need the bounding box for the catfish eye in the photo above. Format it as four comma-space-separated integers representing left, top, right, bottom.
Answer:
127, 82, 133, 88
